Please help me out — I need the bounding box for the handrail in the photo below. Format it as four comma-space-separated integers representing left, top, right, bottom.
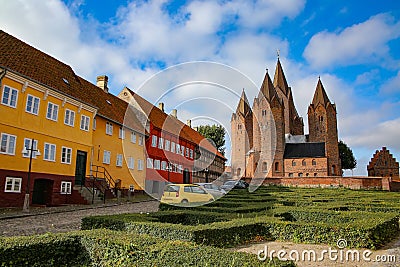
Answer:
80, 165, 117, 204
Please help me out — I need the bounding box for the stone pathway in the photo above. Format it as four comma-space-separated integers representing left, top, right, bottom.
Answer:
0, 200, 159, 237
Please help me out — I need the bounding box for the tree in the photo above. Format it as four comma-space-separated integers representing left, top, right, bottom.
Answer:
197, 124, 226, 155
338, 140, 357, 171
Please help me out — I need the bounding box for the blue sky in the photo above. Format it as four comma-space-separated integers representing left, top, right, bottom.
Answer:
1, 0, 399, 175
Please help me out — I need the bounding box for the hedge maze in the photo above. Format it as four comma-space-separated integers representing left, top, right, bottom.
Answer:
1, 186, 400, 266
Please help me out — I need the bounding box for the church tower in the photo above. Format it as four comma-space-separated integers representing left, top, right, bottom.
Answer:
252, 69, 285, 177
273, 58, 304, 135
231, 90, 253, 178
308, 78, 341, 175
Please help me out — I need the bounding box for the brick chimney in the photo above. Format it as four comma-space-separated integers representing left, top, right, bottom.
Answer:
171, 109, 177, 118
96, 75, 109, 93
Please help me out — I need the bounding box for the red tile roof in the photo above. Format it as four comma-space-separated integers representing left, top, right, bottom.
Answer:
0, 30, 144, 133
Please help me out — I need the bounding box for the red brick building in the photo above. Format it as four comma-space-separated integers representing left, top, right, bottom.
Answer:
368, 147, 399, 179
231, 58, 341, 179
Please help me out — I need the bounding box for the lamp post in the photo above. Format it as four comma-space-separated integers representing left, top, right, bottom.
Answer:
166, 163, 172, 182
205, 168, 209, 183
22, 139, 41, 212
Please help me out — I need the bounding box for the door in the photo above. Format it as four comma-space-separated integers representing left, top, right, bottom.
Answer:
183, 168, 190, 184
32, 179, 54, 205
75, 150, 87, 186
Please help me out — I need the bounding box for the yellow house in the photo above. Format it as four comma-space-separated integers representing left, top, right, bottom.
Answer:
0, 30, 146, 207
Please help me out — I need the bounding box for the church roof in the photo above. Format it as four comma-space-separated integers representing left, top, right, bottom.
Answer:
259, 69, 276, 102
312, 78, 331, 106
236, 89, 252, 117
273, 58, 289, 95
284, 143, 325, 158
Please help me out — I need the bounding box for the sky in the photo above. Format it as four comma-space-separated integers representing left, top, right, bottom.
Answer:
1, 0, 399, 176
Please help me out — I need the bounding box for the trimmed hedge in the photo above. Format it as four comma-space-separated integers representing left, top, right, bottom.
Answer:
0, 229, 294, 267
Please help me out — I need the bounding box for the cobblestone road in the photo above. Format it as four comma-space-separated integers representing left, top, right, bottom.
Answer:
0, 200, 159, 237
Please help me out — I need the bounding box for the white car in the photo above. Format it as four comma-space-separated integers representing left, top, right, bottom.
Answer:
195, 183, 227, 198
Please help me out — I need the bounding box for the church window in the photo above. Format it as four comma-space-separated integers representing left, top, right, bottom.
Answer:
314, 173, 318, 177
331, 165, 336, 175
306, 173, 309, 177
302, 160, 306, 166
262, 110, 267, 116
274, 162, 279, 172
237, 168, 241, 176
298, 173, 303, 177
292, 160, 296, 166
312, 159, 316, 166
262, 162, 268, 172
289, 173, 293, 178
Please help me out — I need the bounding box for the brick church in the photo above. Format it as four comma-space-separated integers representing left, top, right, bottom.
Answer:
231, 58, 341, 179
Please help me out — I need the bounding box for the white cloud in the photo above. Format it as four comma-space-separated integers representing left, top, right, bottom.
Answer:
381, 71, 400, 95
355, 69, 380, 85
303, 13, 400, 69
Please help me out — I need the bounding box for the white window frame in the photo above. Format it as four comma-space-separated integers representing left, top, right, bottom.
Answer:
151, 135, 157, 147
161, 161, 167, 170
154, 159, 161, 170
0, 133, 16, 155
80, 115, 90, 131
1, 85, 18, 108
176, 144, 180, 154
46, 102, 59, 121
181, 145, 185, 156
116, 154, 123, 167
119, 127, 125, 139
171, 142, 175, 153
106, 122, 113, 135
25, 94, 40, 115
131, 132, 137, 143
128, 157, 134, 169
186, 147, 189, 157
60, 181, 72, 194
61, 146, 72, 164
43, 143, 56, 162
158, 137, 164, 149
23, 138, 38, 158
4, 177, 22, 193
138, 135, 143, 146
165, 140, 170, 151
138, 159, 144, 170
64, 109, 75, 127
93, 118, 97, 130
103, 150, 111, 164
147, 158, 153, 169
190, 149, 193, 159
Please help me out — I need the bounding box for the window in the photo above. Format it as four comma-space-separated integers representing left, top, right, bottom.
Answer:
176, 144, 180, 154
147, 158, 153, 169
190, 149, 193, 159
0, 133, 16, 155
151, 135, 157, 147
131, 132, 137, 143
60, 181, 72, 194
292, 160, 296, 166
312, 159, 316, 166
331, 165, 336, 175
116, 154, 123, 167
314, 173, 318, 177
138, 135, 143, 146
171, 142, 175, 153
46, 102, 59, 121
154, 159, 160, 170
298, 173, 303, 177
4, 177, 22, 193
25, 94, 40, 115
118, 127, 125, 139
1, 86, 18, 108
161, 161, 167, 170
64, 109, 75, 126
128, 157, 134, 169
93, 118, 96, 130
44, 143, 56, 162
262, 162, 268, 172
274, 162, 279, 172
80, 115, 90, 131
129, 185, 135, 192
165, 140, 170, 151
103, 150, 111, 164
181, 146, 185, 156
61, 147, 72, 164
106, 122, 113, 135
138, 159, 144, 170
178, 165, 183, 173
302, 160, 306, 166
288, 173, 294, 178
158, 137, 164, 149
186, 147, 189, 157
23, 138, 38, 158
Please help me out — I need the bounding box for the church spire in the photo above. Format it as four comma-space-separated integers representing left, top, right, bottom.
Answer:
236, 89, 251, 116
273, 58, 289, 95
259, 68, 276, 101
312, 77, 331, 106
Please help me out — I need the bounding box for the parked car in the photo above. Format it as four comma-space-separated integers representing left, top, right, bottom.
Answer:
195, 183, 227, 197
161, 184, 215, 205
221, 180, 249, 190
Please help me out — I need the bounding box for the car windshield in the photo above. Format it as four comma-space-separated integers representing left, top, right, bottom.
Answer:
165, 185, 179, 192
191, 186, 207, 194
225, 181, 236, 185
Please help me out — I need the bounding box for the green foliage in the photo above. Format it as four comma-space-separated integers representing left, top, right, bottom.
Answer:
197, 124, 226, 155
339, 140, 357, 170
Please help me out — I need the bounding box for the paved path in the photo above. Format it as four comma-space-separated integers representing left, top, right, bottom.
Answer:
0, 200, 159, 237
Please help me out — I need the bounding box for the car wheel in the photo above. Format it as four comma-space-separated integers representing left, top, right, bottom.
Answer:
181, 199, 188, 203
